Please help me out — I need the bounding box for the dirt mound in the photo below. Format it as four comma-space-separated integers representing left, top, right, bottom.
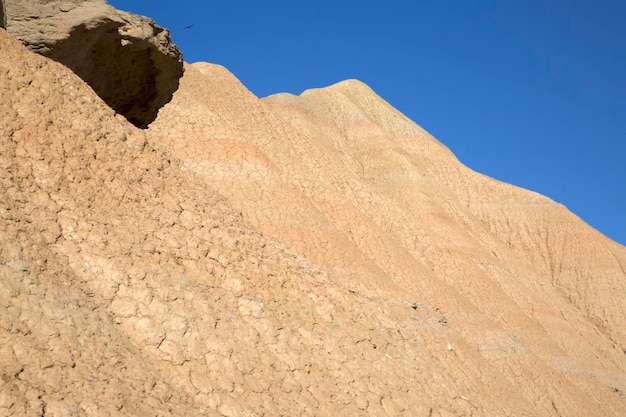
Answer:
1, 24, 625, 417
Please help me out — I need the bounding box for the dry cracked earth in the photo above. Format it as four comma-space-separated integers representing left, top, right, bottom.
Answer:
1, 5, 626, 416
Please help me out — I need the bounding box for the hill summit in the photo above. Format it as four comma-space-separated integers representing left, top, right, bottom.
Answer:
1, 2, 625, 416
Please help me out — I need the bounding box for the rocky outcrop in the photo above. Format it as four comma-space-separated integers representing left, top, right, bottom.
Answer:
3, 0, 183, 128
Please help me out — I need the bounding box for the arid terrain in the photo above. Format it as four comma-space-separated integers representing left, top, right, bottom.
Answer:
1, 1, 625, 416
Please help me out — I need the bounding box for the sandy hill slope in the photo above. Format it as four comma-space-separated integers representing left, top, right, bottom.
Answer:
1, 27, 626, 417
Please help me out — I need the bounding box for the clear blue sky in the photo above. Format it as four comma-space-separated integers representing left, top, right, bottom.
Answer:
111, 1, 626, 246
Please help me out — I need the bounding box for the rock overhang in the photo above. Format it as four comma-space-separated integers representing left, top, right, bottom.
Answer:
3, 0, 183, 128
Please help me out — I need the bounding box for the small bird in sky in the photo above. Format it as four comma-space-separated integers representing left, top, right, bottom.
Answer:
183, 25, 194, 30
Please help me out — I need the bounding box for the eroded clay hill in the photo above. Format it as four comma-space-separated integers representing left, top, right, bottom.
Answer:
1, 24, 626, 417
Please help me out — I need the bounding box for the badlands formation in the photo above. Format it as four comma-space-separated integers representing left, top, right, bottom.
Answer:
1, 1, 625, 416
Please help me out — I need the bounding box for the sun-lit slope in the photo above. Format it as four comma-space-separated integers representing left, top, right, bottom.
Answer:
1, 23, 624, 414
264, 81, 626, 410
283, 78, 626, 346
148, 61, 626, 416
0, 33, 540, 417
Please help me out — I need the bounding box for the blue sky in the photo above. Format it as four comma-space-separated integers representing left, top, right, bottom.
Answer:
111, 1, 626, 245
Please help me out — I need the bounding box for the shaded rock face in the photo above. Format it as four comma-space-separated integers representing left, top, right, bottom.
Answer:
0, 0, 5, 29
4, 0, 183, 128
